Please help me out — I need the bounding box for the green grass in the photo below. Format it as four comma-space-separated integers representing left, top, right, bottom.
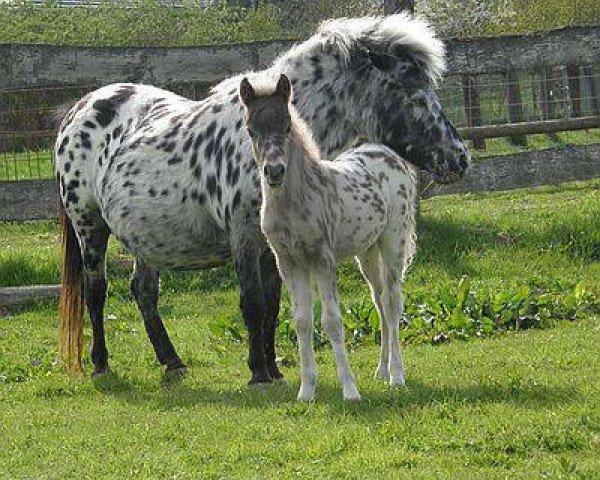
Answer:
1, 307, 599, 478
470, 129, 600, 159
1, 179, 600, 478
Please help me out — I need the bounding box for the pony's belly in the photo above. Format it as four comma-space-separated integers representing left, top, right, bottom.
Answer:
106, 207, 232, 270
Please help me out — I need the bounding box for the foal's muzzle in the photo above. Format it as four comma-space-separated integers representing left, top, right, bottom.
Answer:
263, 163, 285, 187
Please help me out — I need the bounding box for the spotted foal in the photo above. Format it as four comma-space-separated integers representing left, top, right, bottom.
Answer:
240, 75, 417, 401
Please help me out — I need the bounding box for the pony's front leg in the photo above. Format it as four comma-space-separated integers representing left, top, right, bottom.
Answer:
282, 266, 316, 401
315, 267, 361, 401
232, 236, 271, 385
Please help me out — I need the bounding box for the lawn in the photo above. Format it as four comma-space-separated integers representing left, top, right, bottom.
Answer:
1, 179, 599, 478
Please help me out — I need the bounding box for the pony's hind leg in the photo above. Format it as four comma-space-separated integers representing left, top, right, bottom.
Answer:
78, 216, 111, 376
356, 247, 389, 383
315, 266, 360, 401
130, 261, 187, 373
231, 235, 271, 385
260, 248, 284, 381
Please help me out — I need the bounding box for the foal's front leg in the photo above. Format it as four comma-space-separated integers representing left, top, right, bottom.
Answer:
282, 267, 317, 401
315, 267, 361, 401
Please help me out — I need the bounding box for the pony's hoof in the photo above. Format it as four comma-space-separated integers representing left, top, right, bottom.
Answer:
165, 363, 188, 377
268, 365, 285, 381
92, 366, 110, 377
248, 372, 273, 386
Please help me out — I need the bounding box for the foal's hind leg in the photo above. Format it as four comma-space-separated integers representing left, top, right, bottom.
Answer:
379, 233, 408, 387
77, 217, 110, 376
260, 248, 284, 381
130, 260, 187, 373
356, 247, 389, 382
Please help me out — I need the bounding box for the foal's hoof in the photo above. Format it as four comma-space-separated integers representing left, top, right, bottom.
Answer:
343, 388, 362, 402
374, 366, 390, 382
248, 371, 273, 386
388, 375, 405, 388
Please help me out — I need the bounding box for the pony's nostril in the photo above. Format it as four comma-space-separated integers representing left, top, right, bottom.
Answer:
273, 164, 284, 178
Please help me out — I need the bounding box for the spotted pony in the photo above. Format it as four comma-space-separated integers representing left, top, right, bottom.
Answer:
55, 14, 469, 383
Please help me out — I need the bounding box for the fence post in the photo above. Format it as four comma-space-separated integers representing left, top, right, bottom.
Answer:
581, 64, 599, 116
566, 64, 582, 118
461, 74, 486, 150
506, 70, 527, 146
537, 66, 558, 140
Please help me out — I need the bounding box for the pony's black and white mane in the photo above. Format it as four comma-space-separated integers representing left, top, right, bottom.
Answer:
214, 13, 445, 94
289, 14, 445, 84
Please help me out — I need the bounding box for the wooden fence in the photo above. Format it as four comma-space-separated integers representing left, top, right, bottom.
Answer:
0, 24, 599, 220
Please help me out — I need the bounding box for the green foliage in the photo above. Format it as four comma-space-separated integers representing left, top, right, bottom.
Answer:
0, 0, 287, 47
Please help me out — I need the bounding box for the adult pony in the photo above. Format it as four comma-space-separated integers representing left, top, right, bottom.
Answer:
241, 74, 417, 400
55, 14, 470, 383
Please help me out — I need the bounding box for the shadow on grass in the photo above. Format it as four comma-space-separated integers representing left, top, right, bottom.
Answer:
90, 369, 578, 416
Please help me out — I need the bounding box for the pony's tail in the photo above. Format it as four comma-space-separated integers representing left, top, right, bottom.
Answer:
58, 202, 85, 375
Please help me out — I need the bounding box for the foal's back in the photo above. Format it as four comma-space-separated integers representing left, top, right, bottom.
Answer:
325, 143, 417, 258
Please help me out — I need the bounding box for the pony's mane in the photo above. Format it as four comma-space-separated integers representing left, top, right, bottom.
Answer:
276, 13, 446, 85
212, 13, 445, 98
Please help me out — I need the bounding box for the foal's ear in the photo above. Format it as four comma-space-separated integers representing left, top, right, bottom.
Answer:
275, 74, 292, 102
239, 78, 255, 106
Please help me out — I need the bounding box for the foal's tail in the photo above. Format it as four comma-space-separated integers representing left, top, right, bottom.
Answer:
401, 166, 419, 279
58, 202, 85, 375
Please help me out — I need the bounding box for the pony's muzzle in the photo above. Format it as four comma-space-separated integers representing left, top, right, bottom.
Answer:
263, 163, 286, 186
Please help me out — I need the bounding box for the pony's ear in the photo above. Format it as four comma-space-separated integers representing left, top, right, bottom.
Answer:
275, 74, 292, 102
239, 78, 255, 106
368, 50, 396, 73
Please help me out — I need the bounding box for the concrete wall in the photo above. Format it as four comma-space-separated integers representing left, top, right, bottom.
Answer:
1, 143, 599, 221
1, 25, 599, 89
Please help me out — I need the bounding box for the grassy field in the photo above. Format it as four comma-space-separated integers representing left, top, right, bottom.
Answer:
1, 179, 599, 478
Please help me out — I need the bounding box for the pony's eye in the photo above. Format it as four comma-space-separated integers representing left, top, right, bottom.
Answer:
247, 129, 257, 139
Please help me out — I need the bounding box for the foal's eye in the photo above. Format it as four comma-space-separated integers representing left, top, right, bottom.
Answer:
247, 129, 257, 139
285, 125, 291, 134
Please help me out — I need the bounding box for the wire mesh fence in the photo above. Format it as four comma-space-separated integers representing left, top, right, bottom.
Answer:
1, 59, 599, 181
